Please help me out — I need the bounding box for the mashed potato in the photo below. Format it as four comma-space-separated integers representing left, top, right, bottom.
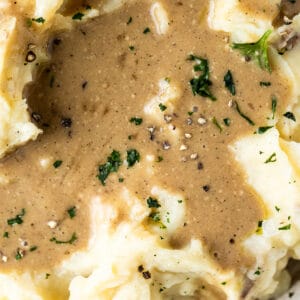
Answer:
1, 0, 300, 299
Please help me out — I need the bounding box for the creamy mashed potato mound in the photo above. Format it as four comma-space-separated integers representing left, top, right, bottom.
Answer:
1, 0, 300, 299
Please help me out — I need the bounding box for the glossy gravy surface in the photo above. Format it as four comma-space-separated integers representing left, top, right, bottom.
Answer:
0, 0, 291, 272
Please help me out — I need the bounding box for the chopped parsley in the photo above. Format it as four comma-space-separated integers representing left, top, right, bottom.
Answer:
256, 220, 263, 234
50, 232, 77, 244
256, 126, 273, 134
15, 249, 23, 260
30, 246, 38, 252
45, 273, 51, 279
233, 101, 255, 126
223, 118, 231, 127
278, 224, 291, 230
283, 111, 296, 122
127, 149, 140, 167
32, 17, 45, 24
212, 117, 222, 132
119, 177, 124, 182
254, 267, 262, 275
224, 70, 236, 95
231, 30, 272, 72
275, 206, 281, 212
72, 12, 84, 20
265, 152, 277, 164
3, 232, 9, 238
129, 46, 135, 51
147, 197, 161, 208
97, 150, 122, 185
157, 156, 163, 162
53, 160, 63, 168
127, 17, 133, 24
159, 103, 167, 111
143, 27, 151, 34
272, 96, 277, 119
188, 54, 216, 101
67, 206, 76, 219
7, 209, 26, 226
260, 81, 271, 87
130, 117, 143, 125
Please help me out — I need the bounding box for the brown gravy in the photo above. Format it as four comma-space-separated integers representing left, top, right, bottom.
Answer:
0, 0, 291, 272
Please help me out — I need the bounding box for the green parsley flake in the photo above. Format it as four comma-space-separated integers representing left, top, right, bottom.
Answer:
212, 117, 222, 132
127, 17, 133, 24
159, 103, 167, 111
127, 149, 140, 167
231, 30, 272, 72
129, 46, 135, 51
260, 81, 271, 87
32, 17, 45, 24
224, 70, 236, 95
3, 232, 9, 238
53, 160, 63, 168
50, 232, 77, 244
283, 111, 296, 122
265, 153, 277, 164
30, 246, 38, 252
97, 150, 122, 185
7, 209, 26, 226
157, 156, 163, 162
67, 206, 76, 219
72, 12, 84, 20
223, 118, 231, 127
147, 197, 161, 208
278, 224, 291, 230
271, 96, 277, 119
130, 117, 143, 125
188, 54, 216, 101
256, 220, 263, 234
143, 27, 151, 34
233, 101, 255, 126
257, 126, 273, 134
15, 249, 23, 260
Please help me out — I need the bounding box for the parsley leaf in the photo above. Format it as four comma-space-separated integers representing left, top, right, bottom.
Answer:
72, 12, 84, 20
127, 149, 140, 167
32, 17, 45, 24
283, 111, 296, 122
188, 54, 216, 101
53, 160, 63, 168
7, 209, 26, 226
67, 206, 76, 219
50, 232, 77, 244
97, 150, 122, 185
233, 101, 255, 125
257, 126, 273, 134
231, 30, 272, 72
224, 70, 236, 95
130, 117, 143, 125
147, 197, 161, 208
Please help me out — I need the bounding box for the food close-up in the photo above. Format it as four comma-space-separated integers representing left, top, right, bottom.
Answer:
1, 0, 300, 299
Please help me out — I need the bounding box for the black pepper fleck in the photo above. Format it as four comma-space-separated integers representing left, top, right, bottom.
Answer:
138, 265, 144, 272
61, 118, 72, 128
203, 185, 210, 192
142, 271, 151, 279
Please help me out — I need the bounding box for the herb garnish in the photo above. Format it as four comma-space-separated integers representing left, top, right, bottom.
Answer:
127, 17, 133, 24
157, 156, 163, 162
72, 12, 84, 20
256, 220, 263, 234
272, 96, 277, 119
53, 160, 63, 168
254, 267, 262, 275
257, 126, 273, 134
127, 149, 140, 167
129, 46, 135, 51
265, 153, 277, 163
15, 249, 23, 260
188, 54, 216, 101
159, 103, 167, 111
278, 224, 291, 230
3, 232, 9, 238
30, 246, 38, 252
212, 117, 222, 132
97, 150, 122, 185
231, 30, 272, 72
32, 17, 45, 24
283, 111, 296, 122
233, 101, 255, 125
50, 232, 77, 244
223, 118, 231, 126
224, 70, 236, 95
130, 117, 143, 125
147, 197, 161, 208
67, 206, 76, 219
260, 81, 271, 87
275, 206, 281, 212
7, 209, 26, 226
143, 27, 151, 34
